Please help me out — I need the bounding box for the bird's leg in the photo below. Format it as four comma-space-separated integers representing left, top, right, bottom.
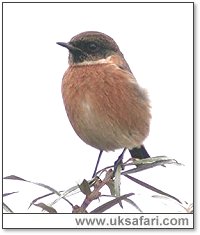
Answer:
92, 150, 103, 178
114, 148, 127, 174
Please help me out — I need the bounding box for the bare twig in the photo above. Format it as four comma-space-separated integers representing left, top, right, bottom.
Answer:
73, 169, 113, 213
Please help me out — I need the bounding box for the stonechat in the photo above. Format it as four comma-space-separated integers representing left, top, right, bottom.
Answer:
57, 31, 151, 176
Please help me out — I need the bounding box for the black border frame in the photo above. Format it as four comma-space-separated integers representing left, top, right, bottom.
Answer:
2, 1, 195, 230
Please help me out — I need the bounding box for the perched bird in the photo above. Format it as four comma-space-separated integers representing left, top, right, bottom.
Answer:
57, 31, 151, 176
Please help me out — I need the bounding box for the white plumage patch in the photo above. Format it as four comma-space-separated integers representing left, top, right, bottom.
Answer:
82, 101, 91, 112
81, 100, 93, 120
77, 56, 113, 66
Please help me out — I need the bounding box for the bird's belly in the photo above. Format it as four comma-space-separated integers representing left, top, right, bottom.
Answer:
73, 100, 139, 151
62, 64, 150, 151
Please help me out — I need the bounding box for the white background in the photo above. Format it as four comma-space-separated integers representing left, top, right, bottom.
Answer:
2, 0, 194, 224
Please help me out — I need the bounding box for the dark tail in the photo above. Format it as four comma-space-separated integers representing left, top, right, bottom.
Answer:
129, 145, 150, 159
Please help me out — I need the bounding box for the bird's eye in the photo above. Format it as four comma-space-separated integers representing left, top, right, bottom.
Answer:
87, 42, 99, 52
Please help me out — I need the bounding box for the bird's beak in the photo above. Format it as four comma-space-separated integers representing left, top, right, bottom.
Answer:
56, 42, 81, 54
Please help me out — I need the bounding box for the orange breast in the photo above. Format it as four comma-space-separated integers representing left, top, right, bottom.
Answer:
61, 63, 151, 151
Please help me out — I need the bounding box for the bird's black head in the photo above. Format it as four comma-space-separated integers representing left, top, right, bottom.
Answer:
57, 31, 122, 64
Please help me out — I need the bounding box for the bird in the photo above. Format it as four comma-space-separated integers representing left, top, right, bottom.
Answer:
57, 31, 151, 177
